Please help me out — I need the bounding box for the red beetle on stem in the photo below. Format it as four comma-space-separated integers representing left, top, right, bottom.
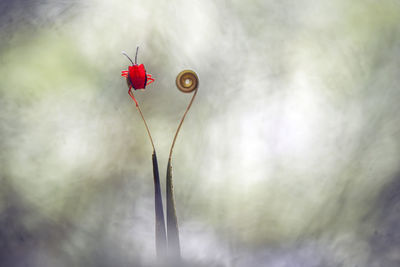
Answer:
120, 46, 156, 150
121, 47, 154, 106
121, 47, 166, 258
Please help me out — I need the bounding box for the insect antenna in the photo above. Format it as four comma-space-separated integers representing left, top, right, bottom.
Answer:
122, 51, 134, 65
135, 46, 139, 64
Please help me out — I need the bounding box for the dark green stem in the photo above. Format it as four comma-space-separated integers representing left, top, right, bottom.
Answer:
166, 158, 181, 260
152, 151, 167, 259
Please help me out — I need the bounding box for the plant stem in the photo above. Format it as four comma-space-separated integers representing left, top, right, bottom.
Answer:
130, 92, 166, 259
166, 158, 181, 260
136, 103, 155, 152
166, 87, 198, 261
152, 151, 167, 259
168, 88, 198, 159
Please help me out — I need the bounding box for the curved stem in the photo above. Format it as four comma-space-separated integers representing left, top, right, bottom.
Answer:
129, 89, 155, 151
128, 88, 166, 258
168, 88, 198, 160
136, 104, 156, 152
166, 87, 197, 262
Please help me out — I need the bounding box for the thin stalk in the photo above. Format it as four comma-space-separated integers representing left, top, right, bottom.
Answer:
166, 87, 198, 260
136, 102, 155, 152
168, 88, 198, 159
130, 91, 166, 258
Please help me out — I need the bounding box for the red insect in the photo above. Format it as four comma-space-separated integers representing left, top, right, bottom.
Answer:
121, 47, 154, 106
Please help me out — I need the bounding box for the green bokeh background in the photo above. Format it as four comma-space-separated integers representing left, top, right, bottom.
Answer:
1, 0, 400, 266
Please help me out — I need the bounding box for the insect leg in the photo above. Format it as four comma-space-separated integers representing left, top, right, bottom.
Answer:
128, 88, 139, 107
146, 74, 155, 85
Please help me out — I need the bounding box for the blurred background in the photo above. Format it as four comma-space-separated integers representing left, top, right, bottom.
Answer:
1, 0, 400, 266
